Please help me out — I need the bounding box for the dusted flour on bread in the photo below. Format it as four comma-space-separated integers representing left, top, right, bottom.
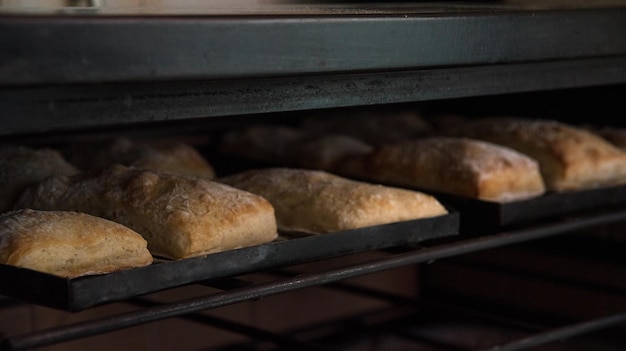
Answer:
15, 165, 278, 259
454, 118, 626, 191
0, 209, 152, 278
220, 168, 447, 234
339, 137, 546, 202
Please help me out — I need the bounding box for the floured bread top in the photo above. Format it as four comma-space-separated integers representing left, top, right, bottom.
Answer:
340, 137, 546, 202
393, 137, 540, 181
454, 117, 626, 191
0, 209, 152, 278
220, 167, 448, 234
15, 165, 278, 259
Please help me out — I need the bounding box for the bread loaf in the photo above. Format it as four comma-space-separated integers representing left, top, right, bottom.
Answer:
594, 126, 626, 150
219, 126, 304, 164
340, 137, 546, 202
0, 209, 152, 278
63, 137, 215, 179
220, 168, 448, 234
15, 165, 278, 259
0, 145, 79, 213
300, 110, 432, 145
452, 118, 626, 191
289, 134, 374, 171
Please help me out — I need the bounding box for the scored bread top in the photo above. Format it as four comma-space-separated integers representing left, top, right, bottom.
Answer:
15, 165, 278, 259
453, 117, 626, 191
0, 209, 153, 278
220, 168, 448, 234
339, 137, 546, 202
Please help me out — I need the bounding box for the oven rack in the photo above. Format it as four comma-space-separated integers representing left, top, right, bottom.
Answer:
206, 296, 626, 351
2, 6, 626, 135
2, 206, 626, 350
2, 4, 626, 350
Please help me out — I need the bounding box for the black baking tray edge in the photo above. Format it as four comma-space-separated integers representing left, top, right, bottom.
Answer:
0, 212, 458, 311
429, 183, 626, 231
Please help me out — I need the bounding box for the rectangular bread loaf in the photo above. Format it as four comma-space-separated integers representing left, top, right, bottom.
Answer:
339, 137, 546, 202
62, 137, 216, 179
219, 168, 448, 234
15, 165, 278, 259
300, 110, 432, 145
453, 117, 626, 191
0, 209, 153, 278
288, 134, 374, 172
219, 125, 305, 164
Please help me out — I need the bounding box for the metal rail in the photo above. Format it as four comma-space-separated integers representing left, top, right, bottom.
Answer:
479, 312, 626, 351
129, 297, 337, 351
4, 208, 626, 350
3, 57, 626, 135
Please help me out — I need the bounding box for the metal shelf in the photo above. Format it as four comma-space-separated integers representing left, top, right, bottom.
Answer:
3, 57, 626, 136
1, 7, 626, 134
206, 299, 626, 351
3, 207, 626, 350
2, 9, 626, 85
2, 5, 626, 350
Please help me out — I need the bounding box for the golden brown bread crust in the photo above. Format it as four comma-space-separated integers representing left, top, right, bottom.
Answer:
63, 137, 215, 179
0, 209, 152, 278
453, 118, 626, 191
219, 168, 448, 234
340, 137, 546, 202
0, 145, 79, 213
15, 165, 278, 259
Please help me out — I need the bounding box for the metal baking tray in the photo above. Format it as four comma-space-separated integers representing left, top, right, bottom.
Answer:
430, 184, 626, 230
0, 212, 458, 311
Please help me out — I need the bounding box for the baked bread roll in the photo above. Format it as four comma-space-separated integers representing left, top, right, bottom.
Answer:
63, 137, 215, 179
340, 137, 546, 202
0, 145, 79, 213
219, 125, 374, 173
219, 125, 304, 164
0, 209, 152, 278
300, 110, 432, 145
452, 117, 626, 191
289, 134, 374, 171
594, 126, 626, 150
219, 168, 448, 234
15, 165, 278, 259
